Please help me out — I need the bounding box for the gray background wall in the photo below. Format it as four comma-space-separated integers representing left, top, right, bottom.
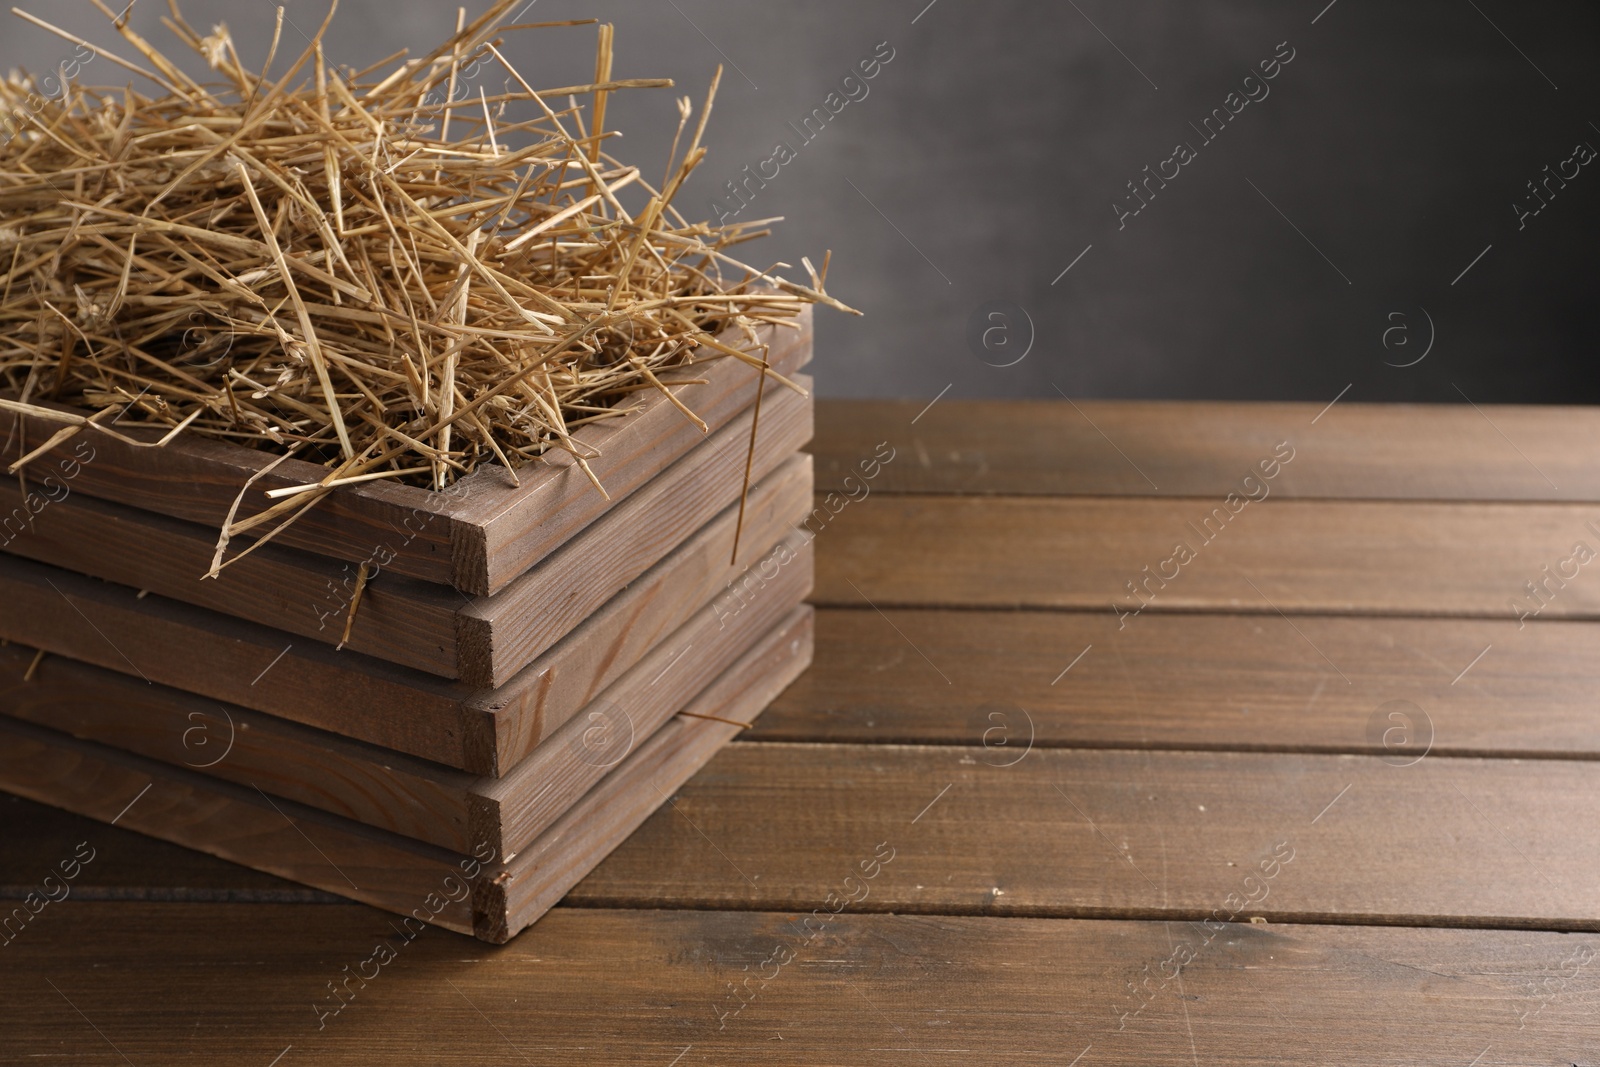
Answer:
5, 1, 1596, 404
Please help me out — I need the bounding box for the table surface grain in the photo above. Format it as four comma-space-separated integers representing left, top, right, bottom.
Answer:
5, 398, 1600, 1066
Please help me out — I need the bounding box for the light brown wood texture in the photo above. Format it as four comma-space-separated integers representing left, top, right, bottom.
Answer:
52, 734, 1600, 934
814, 495, 1600, 617
0, 634, 471, 849
0, 608, 814, 942
477, 476, 810, 769
567, 742, 1600, 930
3, 398, 1599, 1063
0, 309, 812, 594
459, 377, 812, 686
0, 905, 1594, 1064
458, 312, 812, 596
0, 378, 812, 683
0, 714, 478, 935
0, 471, 462, 676
478, 549, 811, 856
487, 609, 814, 939
816, 397, 1600, 500
3, 730, 1597, 930
0, 460, 810, 776
754, 609, 1600, 757
0, 539, 812, 853
0, 792, 330, 898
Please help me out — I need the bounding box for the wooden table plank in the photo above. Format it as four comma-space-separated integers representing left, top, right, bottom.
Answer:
753, 609, 1600, 758
814, 496, 1600, 617
10, 741, 1600, 929
815, 399, 1600, 500
19, 575, 1584, 875
0, 904, 1594, 1064
566, 743, 1600, 929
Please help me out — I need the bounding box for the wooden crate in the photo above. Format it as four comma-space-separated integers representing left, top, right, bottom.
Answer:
0, 528, 812, 853
0, 466, 812, 775
1, 311, 811, 597
0, 607, 814, 944
0, 378, 812, 686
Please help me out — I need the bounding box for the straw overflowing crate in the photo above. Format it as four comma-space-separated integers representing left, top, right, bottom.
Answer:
0, 2, 841, 941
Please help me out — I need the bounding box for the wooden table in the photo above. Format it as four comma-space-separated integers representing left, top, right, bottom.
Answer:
6, 399, 1600, 1064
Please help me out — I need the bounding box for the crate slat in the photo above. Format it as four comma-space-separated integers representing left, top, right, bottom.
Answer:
0, 531, 811, 852
1, 310, 811, 596
0, 377, 811, 683
0, 457, 811, 774
0, 607, 814, 943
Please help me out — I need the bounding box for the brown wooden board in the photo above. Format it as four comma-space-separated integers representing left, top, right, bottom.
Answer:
0, 456, 811, 775
0, 469, 463, 677
0, 376, 812, 684
813, 495, 1600, 618
0, 714, 475, 935
754, 608, 1600, 759
486, 609, 813, 940
0, 634, 468, 851
460, 316, 811, 596
5, 726, 1599, 932
459, 377, 811, 687
6, 396, 1599, 1066
0, 792, 329, 899
476, 550, 810, 858
565, 742, 1600, 931
0, 607, 814, 943
0, 309, 812, 595
0, 535, 813, 854
0, 906, 1595, 1064
816, 397, 1600, 500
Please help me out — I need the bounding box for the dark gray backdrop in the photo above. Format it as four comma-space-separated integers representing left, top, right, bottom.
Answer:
6, 1, 1596, 403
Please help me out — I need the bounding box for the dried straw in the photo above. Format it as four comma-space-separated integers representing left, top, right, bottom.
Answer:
0, 0, 852, 565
